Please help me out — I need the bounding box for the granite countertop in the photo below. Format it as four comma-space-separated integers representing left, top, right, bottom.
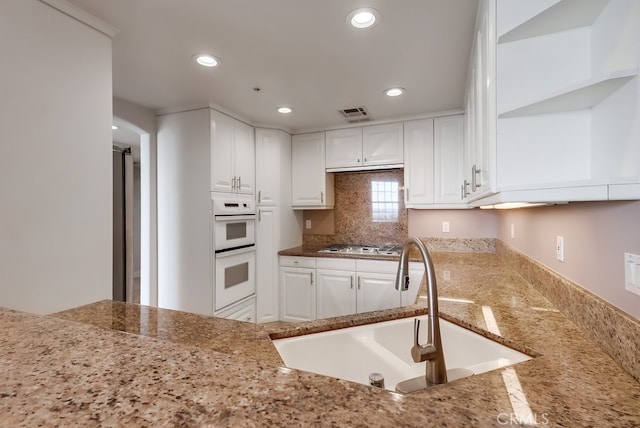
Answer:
2, 252, 640, 426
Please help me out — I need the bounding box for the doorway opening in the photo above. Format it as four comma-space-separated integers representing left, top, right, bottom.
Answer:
112, 124, 142, 303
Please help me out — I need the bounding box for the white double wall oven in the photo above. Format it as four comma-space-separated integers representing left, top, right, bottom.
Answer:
212, 197, 256, 312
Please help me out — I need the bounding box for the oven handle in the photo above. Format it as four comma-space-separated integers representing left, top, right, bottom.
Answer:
214, 215, 256, 222
214, 244, 255, 257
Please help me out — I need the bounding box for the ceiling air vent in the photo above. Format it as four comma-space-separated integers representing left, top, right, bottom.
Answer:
339, 106, 371, 123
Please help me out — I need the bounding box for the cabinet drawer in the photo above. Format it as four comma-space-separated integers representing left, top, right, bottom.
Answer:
356, 259, 398, 274
279, 256, 316, 269
216, 297, 256, 323
316, 257, 356, 271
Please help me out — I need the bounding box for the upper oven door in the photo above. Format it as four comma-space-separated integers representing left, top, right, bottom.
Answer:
214, 215, 255, 251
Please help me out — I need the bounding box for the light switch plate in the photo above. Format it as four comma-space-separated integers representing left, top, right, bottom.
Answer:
625, 252, 640, 295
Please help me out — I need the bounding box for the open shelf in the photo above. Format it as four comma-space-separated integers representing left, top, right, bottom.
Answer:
498, 0, 610, 44
498, 69, 637, 118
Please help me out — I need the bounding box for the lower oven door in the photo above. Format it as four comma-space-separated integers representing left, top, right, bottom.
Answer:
215, 246, 255, 311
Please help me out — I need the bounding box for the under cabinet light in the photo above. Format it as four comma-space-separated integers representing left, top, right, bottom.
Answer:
277, 107, 292, 114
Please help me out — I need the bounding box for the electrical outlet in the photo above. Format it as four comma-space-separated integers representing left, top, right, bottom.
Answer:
443, 270, 451, 281
305, 219, 311, 230
625, 252, 640, 296
556, 236, 564, 262
510, 223, 515, 239
442, 221, 450, 233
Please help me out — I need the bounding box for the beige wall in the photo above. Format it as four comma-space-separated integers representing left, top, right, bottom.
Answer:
496, 201, 640, 319
408, 209, 499, 238
407, 201, 640, 319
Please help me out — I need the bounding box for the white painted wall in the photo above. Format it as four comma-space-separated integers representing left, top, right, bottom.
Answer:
496, 201, 640, 319
157, 109, 213, 315
0, 0, 113, 314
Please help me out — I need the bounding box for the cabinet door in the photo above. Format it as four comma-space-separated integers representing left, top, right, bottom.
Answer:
256, 129, 280, 205
362, 122, 403, 166
317, 269, 356, 318
356, 272, 401, 313
210, 110, 235, 193
403, 119, 434, 205
325, 128, 362, 169
279, 266, 316, 322
434, 116, 465, 204
256, 207, 278, 323
292, 132, 332, 208
234, 120, 255, 195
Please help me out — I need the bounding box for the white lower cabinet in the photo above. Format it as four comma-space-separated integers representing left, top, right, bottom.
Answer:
356, 272, 400, 313
279, 257, 316, 322
317, 269, 356, 318
256, 206, 278, 323
280, 256, 425, 322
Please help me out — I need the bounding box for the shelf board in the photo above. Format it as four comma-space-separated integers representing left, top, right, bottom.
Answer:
498, 69, 637, 118
498, 0, 610, 44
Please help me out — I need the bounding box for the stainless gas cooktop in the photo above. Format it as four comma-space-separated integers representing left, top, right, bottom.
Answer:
317, 244, 402, 257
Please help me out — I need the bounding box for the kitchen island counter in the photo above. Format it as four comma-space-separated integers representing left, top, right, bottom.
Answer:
2, 252, 640, 426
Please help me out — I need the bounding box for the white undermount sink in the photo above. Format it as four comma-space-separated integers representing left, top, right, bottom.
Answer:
273, 316, 532, 392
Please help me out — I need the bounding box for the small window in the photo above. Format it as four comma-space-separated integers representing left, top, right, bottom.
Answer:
371, 180, 399, 222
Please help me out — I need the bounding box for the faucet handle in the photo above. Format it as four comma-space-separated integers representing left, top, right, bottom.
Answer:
411, 319, 427, 362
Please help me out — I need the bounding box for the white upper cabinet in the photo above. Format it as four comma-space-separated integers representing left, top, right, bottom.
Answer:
210, 109, 255, 195
465, 0, 640, 206
362, 123, 404, 167
404, 115, 466, 208
325, 122, 403, 172
404, 118, 435, 206
325, 128, 363, 169
255, 129, 291, 206
291, 132, 335, 209
434, 116, 465, 204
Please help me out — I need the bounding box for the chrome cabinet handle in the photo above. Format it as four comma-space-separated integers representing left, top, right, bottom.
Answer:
350, 276, 354, 289
237, 176, 242, 191
463, 180, 470, 197
357, 158, 360, 163
472, 165, 482, 190
258, 190, 261, 203
320, 192, 324, 203
310, 272, 313, 285
231, 176, 236, 191
358, 276, 361, 290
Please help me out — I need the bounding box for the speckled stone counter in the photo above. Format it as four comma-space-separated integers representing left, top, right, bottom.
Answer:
2, 252, 640, 426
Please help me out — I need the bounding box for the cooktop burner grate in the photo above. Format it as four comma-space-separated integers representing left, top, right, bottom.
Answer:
318, 244, 402, 257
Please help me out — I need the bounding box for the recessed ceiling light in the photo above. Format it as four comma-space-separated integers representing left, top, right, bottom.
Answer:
112, 125, 119, 130
384, 87, 405, 97
347, 8, 380, 29
193, 53, 220, 67
277, 107, 292, 114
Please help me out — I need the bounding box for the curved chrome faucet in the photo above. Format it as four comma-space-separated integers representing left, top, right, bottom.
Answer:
395, 237, 447, 387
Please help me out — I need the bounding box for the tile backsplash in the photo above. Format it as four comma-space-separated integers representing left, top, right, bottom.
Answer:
303, 169, 407, 247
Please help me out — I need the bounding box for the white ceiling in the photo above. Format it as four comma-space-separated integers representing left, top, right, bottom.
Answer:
70, 0, 478, 133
